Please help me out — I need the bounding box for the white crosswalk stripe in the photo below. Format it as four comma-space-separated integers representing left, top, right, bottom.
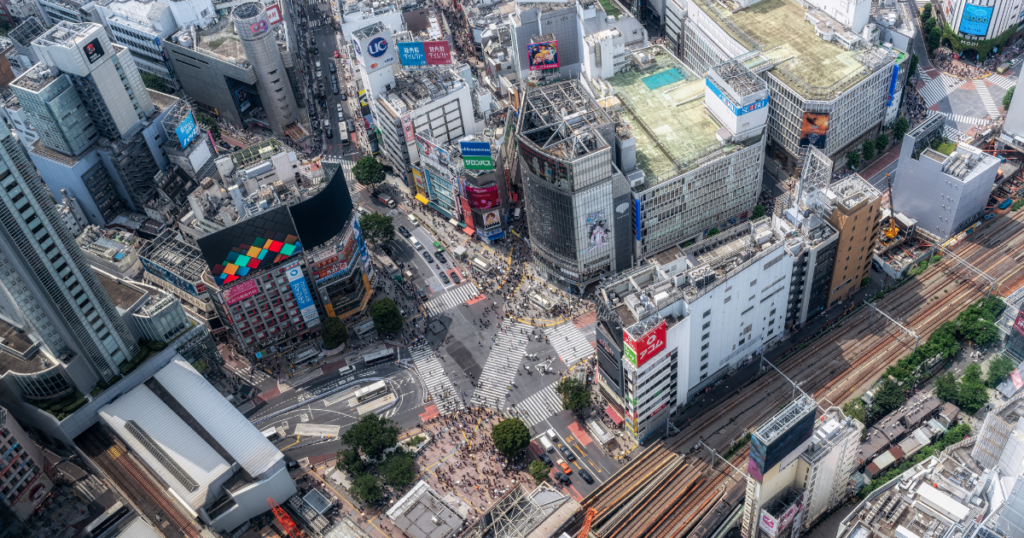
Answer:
472, 322, 531, 410
410, 345, 464, 412
919, 74, 963, 107
545, 322, 592, 367
977, 86, 1000, 118
423, 282, 480, 318
918, 70, 933, 84
945, 113, 989, 127
989, 74, 1017, 90
516, 384, 565, 427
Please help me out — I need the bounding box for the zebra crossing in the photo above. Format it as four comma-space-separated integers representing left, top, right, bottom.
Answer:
988, 74, 1016, 90
943, 124, 970, 143
918, 74, 963, 107
546, 322, 593, 367
472, 322, 531, 410
977, 86, 1000, 117
516, 384, 565, 427
423, 282, 480, 317
944, 113, 989, 127
410, 345, 464, 412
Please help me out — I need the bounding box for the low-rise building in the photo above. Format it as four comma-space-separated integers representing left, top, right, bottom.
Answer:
386, 480, 465, 538
75, 225, 144, 279
138, 229, 223, 335
0, 404, 54, 521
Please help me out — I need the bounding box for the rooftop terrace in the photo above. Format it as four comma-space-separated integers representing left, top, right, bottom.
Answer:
605, 47, 738, 187
196, 18, 248, 65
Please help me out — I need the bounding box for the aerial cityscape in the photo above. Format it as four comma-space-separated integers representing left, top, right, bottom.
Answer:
0, 0, 1021, 536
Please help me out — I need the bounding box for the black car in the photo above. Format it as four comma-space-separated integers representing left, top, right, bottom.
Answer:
329, 62, 336, 73
435, 252, 447, 264
398, 226, 411, 238
439, 272, 450, 285
554, 472, 571, 485
381, 244, 393, 256
451, 272, 461, 284
538, 453, 552, 466
579, 469, 594, 484
326, 126, 332, 138
417, 288, 427, 300
423, 252, 433, 263
341, 93, 347, 101
559, 446, 575, 462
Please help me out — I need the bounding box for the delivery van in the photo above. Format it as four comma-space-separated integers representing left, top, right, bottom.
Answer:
409, 236, 423, 250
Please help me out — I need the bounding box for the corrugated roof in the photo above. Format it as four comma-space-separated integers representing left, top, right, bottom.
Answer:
99, 386, 232, 509
154, 358, 282, 477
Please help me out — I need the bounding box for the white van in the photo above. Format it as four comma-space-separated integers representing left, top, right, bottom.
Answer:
538, 436, 555, 453
409, 236, 423, 250
546, 428, 558, 443
513, 207, 521, 220
408, 214, 419, 226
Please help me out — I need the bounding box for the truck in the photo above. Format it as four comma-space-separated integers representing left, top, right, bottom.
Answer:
538, 436, 555, 453
377, 192, 396, 208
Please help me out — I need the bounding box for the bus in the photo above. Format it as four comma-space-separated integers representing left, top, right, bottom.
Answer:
354, 380, 388, 402
362, 347, 397, 366
354, 320, 376, 338
338, 121, 350, 145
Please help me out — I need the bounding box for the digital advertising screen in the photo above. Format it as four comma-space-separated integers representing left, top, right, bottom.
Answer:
527, 41, 559, 71
196, 205, 302, 286
959, 4, 993, 36
175, 112, 199, 149
799, 112, 829, 149
465, 185, 500, 209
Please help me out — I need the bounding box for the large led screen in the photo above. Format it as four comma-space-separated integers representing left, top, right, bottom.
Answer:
197, 205, 301, 286
959, 4, 993, 36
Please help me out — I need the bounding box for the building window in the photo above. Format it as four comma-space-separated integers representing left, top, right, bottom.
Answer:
701, 342, 709, 351
702, 321, 710, 330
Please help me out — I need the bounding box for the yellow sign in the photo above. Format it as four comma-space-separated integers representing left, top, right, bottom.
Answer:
415, 194, 430, 205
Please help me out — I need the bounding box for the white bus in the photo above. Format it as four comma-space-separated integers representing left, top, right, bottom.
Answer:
362, 347, 397, 366
338, 121, 349, 145
354, 380, 388, 402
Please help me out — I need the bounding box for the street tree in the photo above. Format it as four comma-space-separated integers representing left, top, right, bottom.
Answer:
528, 460, 550, 485
337, 447, 364, 476
1004, 86, 1016, 109
359, 213, 396, 246
321, 316, 348, 350
894, 117, 910, 142
846, 150, 861, 169
369, 298, 403, 334
341, 414, 399, 460
987, 355, 1017, 388
350, 474, 383, 504
491, 418, 531, 459
555, 377, 592, 415
862, 139, 876, 161
908, 54, 919, 78
921, 3, 931, 21
876, 133, 889, 151
926, 26, 941, 51
380, 448, 416, 488
751, 205, 767, 219
353, 156, 386, 193
958, 363, 990, 414
934, 372, 960, 403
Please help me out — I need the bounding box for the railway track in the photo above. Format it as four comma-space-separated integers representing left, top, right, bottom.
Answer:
77, 426, 201, 538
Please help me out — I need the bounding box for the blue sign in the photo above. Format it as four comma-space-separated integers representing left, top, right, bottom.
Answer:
705, 79, 768, 116
959, 4, 993, 36
140, 257, 200, 296
460, 141, 491, 157
175, 112, 199, 149
398, 42, 426, 65
367, 37, 389, 58
634, 198, 642, 241
887, 64, 899, 107
285, 264, 319, 324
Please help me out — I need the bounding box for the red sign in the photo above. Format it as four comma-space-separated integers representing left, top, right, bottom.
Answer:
424, 41, 451, 65
224, 279, 260, 305
402, 115, 415, 143
1012, 369, 1024, 391
623, 320, 667, 369
1014, 310, 1024, 338
266, 4, 282, 25
466, 185, 500, 209
460, 197, 473, 223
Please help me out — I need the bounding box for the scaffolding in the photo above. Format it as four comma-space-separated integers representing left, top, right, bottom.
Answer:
462, 484, 571, 538
753, 395, 817, 445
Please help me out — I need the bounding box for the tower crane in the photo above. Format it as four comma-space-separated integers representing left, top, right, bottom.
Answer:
578, 508, 598, 538
883, 173, 899, 240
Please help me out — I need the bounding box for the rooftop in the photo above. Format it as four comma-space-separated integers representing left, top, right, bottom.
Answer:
385, 66, 468, 115
517, 80, 613, 163
12, 62, 60, 92
693, 0, 897, 100
196, 18, 248, 65
0, 318, 36, 356
604, 46, 739, 187
96, 272, 147, 311
138, 229, 211, 283
35, 22, 96, 50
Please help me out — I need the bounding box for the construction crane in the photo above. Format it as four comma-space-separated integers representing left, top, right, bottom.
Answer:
578, 508, 598, 538
269, 498, 302, 538
883, 173, 900, 240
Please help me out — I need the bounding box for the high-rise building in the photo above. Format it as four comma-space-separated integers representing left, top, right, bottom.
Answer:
0, 119, 140, 392
232, 1, 299, 135
0, 405, 55, 521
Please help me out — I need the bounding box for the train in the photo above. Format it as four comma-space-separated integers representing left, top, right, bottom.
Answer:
688, 480, 746, 538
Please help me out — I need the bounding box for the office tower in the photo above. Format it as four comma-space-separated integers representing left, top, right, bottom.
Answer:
232, 2, 298, 134
0, 119, 140, 388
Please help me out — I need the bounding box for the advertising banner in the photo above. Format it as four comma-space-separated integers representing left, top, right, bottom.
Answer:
799, 112, 829, 149
359, 90, 374, 130
959, 4, 993, 36
759, 510, 779, 538
285, 263, 320, 326
412, 166, 428, 197
460, 141, 491, 156
887, 64, 899, 107
224, 279, 260, 305
482, 210, 501, 229
705, 79, 769, 116
424, 41, 452, 64
586, 211, 610, 252
635, 198, 642, 241
266, 4, 282, 25
398, 42, 427, 65
464, 156, 494, 170
460, 197, 473, 224
622, 320, 667, 369
1013, 368, 1024, 391
1014, 309, 1024, 338
402, 115, 415, 143
84, 38, 105, 64
465, 185, 500, 209
175, 112, 199, 149
778, 492, 805, 531
140, 258, 200, 296
527, 41, 559, 71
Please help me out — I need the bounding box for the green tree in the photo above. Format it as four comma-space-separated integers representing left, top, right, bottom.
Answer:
491, 418, 531, 459
842, 400, 866, 425
369, 298, 403, 334
846, 150, 861, 169
926, 26, 942, 51
140, 72, 172, 93
922, 16, 936, 34
554, 377, 592, 415
934, 372, 960, 403
337, 447, 365, 476
350, 474, 383, 504
1003, 86, 1016, 109
908, 54, 919, 79
706, 228, 720, 237
862, 139, 876, 161
358, 213, 396, 246
958, 363, 990, 414
195, 113, 221, 140
872, 378, 906, 417
528, 460, 550, 485
341, 414, 399, 460
380, 448, 416, 488
920, 3, 932, 21
321, 316, 348, 349
353, 156, 386, 193
986, 355, 1017, 388
751, 205, 767, 219
876, 133, 889, 151
894, 117, 910, 142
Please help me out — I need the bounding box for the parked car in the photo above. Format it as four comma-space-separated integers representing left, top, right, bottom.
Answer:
341, 93, 347, 101
579, 469, 593, 484
538, 453, 552, 466
381, 244, 393, 256
326, 125, 332, 138
398, 226, 411, 238
435, 252, 447, 264
559, 446, 575, 462
329, 62, 336, 72
337, 103, 344, 113
451, 272, 461, 284
334, 50, 340, 58
555, 471, 571, 485
439, 272, 450, 284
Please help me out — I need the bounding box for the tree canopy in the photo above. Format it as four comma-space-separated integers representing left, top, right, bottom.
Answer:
894, 117, 910, 142
907, 54, 919, 79
861, 139, 876, 161
321, 316, 348, 350
353, 156, 386, 192
987, 355, 1018, 388
350, 474, 383, 504
369, 298, 403, 334
359, 213, 396, 246
957, 363, 990, 414
846, 150, 861, 169
341, 414, 399, 460
751, 205, 767, 219
491, 418, 531, 459
380, 448, 416, 488
555, 377, 592, 415
934, 372, 959, 403
1004, 86, 1016, 109
872, 378, 905, 417
337, 447, 364, 476
528, 460, 550, 485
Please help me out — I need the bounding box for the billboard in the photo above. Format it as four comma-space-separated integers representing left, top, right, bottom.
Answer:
464, 156, 493, 170
483, 210, 501, 229
466, 185, 500, 209
759, 510, 779, 538
398, 41, 452, 65
398, 42, 427, 65
705, 79, 768, 116
778, 491, 805, 531
424, 41, 452, 64
959, 4, 993, 36
887, 64, 900, 107
359, 90, 374, 130
586, 211, 609, 252
285, 263, 320, 327
84, 38, 105, 64
235, 87, 251, 112
412, 166, 428, 197
266, 4, 282, 25
140, 257, 201, 296
623, 320, 666, 369
402, 115, 415, 143
175, 112, 199, 149
224, 279, 260, 305
799, 112, 829, 149
460, 141, 491, 156
196, 205, 302, 286
527, 41, 559, 71
634, 199, 642, 241
749, 407, 817, 481
1014, 309, 1024, 338
749, 436, 767, 482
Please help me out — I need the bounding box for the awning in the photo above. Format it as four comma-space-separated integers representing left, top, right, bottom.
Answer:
448, 218, 460, 227
463, 226, 475, 235
415, 194, 429, 205
605, 406, 623, 425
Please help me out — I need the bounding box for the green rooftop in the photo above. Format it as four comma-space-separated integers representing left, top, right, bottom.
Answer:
607, 48, 736, 188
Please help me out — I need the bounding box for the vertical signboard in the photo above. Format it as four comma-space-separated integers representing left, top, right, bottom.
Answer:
759, 510, 779, 538
1014, 309, 1024, 338
527, 41, 559, 71
266, 4, 282, 25
634, 198, 642, 241
622, 320, 666, 369
401, 115, 415, 143
285, 263, 320, 327
175, 112, 199, 149
460, 140, 493, 170
887, 64, 899, 107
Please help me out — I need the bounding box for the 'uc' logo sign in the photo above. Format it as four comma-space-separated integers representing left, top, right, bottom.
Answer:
368, 37, 388, 57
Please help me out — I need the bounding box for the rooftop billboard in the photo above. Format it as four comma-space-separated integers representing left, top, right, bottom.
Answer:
527, 41, 559, 71
748, 406, 817, 482
196, 205, 302, 286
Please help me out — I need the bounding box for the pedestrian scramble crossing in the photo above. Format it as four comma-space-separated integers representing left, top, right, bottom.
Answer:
472, 322, 531, 410
919, 74, 964, 107
977, 86, 1000, 118
410, 345, 464, 412
546, 322, 592, 367
944, 113, 989, 127
988, 74, 1016, 90
516, 384, 565, 427
423, 282, 480, 318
